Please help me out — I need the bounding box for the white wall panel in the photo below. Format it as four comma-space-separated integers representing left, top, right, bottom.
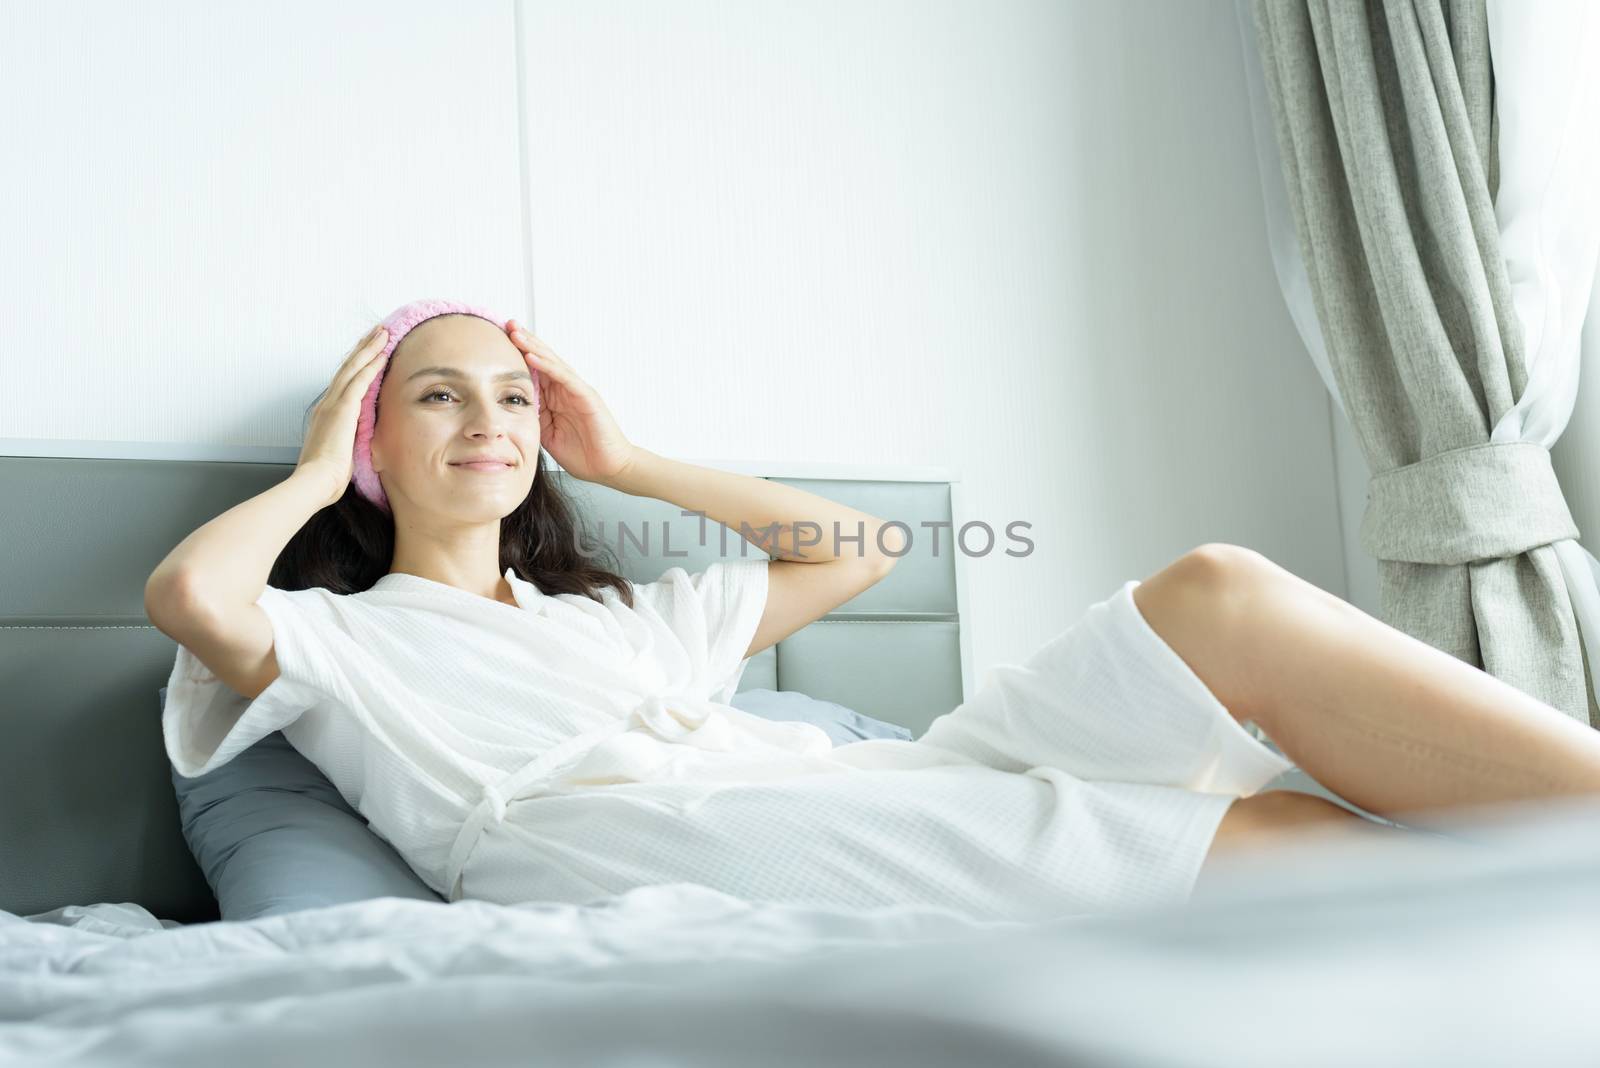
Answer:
3, 0, 1348, 689
1550, 258, 1600, 593
0, 0, 525, 446
517, 0, 1346, 679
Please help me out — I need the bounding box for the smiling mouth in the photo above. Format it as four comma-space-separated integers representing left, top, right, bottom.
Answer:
451, 462, 514, 471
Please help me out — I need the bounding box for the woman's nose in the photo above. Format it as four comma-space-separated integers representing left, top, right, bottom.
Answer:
463, 405, 510, 436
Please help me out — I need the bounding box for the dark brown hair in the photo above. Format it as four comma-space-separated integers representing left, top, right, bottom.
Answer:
268, 379, 635, 607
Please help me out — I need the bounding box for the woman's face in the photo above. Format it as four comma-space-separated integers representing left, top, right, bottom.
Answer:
368, 314, 540, 522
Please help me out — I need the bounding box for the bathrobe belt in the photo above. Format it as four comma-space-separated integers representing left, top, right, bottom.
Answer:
442, 693, 739, 902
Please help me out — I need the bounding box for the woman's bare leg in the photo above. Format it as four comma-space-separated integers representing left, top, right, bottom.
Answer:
1194, 789, 1417, 889
1133, 544, 1600, 824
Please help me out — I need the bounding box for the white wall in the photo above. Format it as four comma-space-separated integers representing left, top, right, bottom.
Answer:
1329, 410, 1381, 616
1547, 271, 1600, 598
2, 0, 1347, 687
0, 0, 527, 447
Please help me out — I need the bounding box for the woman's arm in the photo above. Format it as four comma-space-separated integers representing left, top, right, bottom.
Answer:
600, 449, 906, 658
145, 465, 343, 620
149, 324, 390, 617
599, 448, 906, 565
497, 323, 904, 651
499, 324, 903, 565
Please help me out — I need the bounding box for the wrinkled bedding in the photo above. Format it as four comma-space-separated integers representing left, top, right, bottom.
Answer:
6, 795, 1600, 1067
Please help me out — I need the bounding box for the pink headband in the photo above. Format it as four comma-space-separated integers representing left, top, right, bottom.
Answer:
351, 297, 533, 514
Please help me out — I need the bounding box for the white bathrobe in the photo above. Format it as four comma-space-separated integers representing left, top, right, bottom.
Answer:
163, 559, 1295, 920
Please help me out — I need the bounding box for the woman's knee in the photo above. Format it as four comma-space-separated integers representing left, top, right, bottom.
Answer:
1134, 543, 1281, 629
1129, 544, 1280, 726
1172, 543, 1285, 599
1174, 543, 1345, 621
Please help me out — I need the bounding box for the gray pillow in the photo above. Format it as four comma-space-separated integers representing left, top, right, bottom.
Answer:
729, 688, 914, 745
163, 686, 913, 920
163, 686, 444, 921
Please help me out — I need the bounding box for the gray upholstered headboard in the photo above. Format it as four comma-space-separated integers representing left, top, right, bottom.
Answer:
0, 448, 970, 922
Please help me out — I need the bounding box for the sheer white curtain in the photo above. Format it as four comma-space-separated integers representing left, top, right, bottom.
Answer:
1238, 0, 1600, 718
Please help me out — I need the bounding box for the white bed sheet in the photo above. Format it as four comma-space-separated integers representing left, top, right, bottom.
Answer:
6, 795, 1600, 1067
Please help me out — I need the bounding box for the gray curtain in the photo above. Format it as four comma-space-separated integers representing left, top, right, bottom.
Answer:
1247, 0, 1595, 727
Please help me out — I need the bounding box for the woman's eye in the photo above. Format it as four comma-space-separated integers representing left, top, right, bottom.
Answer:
422, 390, 531, 406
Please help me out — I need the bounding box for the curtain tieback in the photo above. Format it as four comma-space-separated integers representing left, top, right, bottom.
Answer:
1360, 441, 1579, 565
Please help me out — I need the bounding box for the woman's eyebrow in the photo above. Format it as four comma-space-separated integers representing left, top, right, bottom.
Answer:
404, 366, 533, 384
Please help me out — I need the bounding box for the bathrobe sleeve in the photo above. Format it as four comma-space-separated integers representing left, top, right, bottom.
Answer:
162, 584, 358, 779
629, 557, 771, 703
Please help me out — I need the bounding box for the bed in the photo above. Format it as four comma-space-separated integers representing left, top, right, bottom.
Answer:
5, 446, 1599, 1064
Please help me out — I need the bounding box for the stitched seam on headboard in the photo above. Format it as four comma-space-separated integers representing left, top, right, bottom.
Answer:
0, 624, 159, 629
810, 619, 957, 624
0, 620, 954, 629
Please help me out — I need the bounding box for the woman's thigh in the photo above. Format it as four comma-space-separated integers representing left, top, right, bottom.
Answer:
1194, 789, 1412, 894
916, 577, 1294, 796
1209, 789, 1376, 849
465, 763, 1243, 922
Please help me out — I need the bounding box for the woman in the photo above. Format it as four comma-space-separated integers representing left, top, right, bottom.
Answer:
146, 298, 1600, 921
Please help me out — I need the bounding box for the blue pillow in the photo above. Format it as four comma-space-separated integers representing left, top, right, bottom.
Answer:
164, 686, 913, 919
730, 688, 914, 745
162, 686, 445, 921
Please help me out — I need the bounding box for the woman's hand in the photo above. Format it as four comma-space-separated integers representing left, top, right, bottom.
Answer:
505, 320, 638, 485
295, 323, 389, 506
